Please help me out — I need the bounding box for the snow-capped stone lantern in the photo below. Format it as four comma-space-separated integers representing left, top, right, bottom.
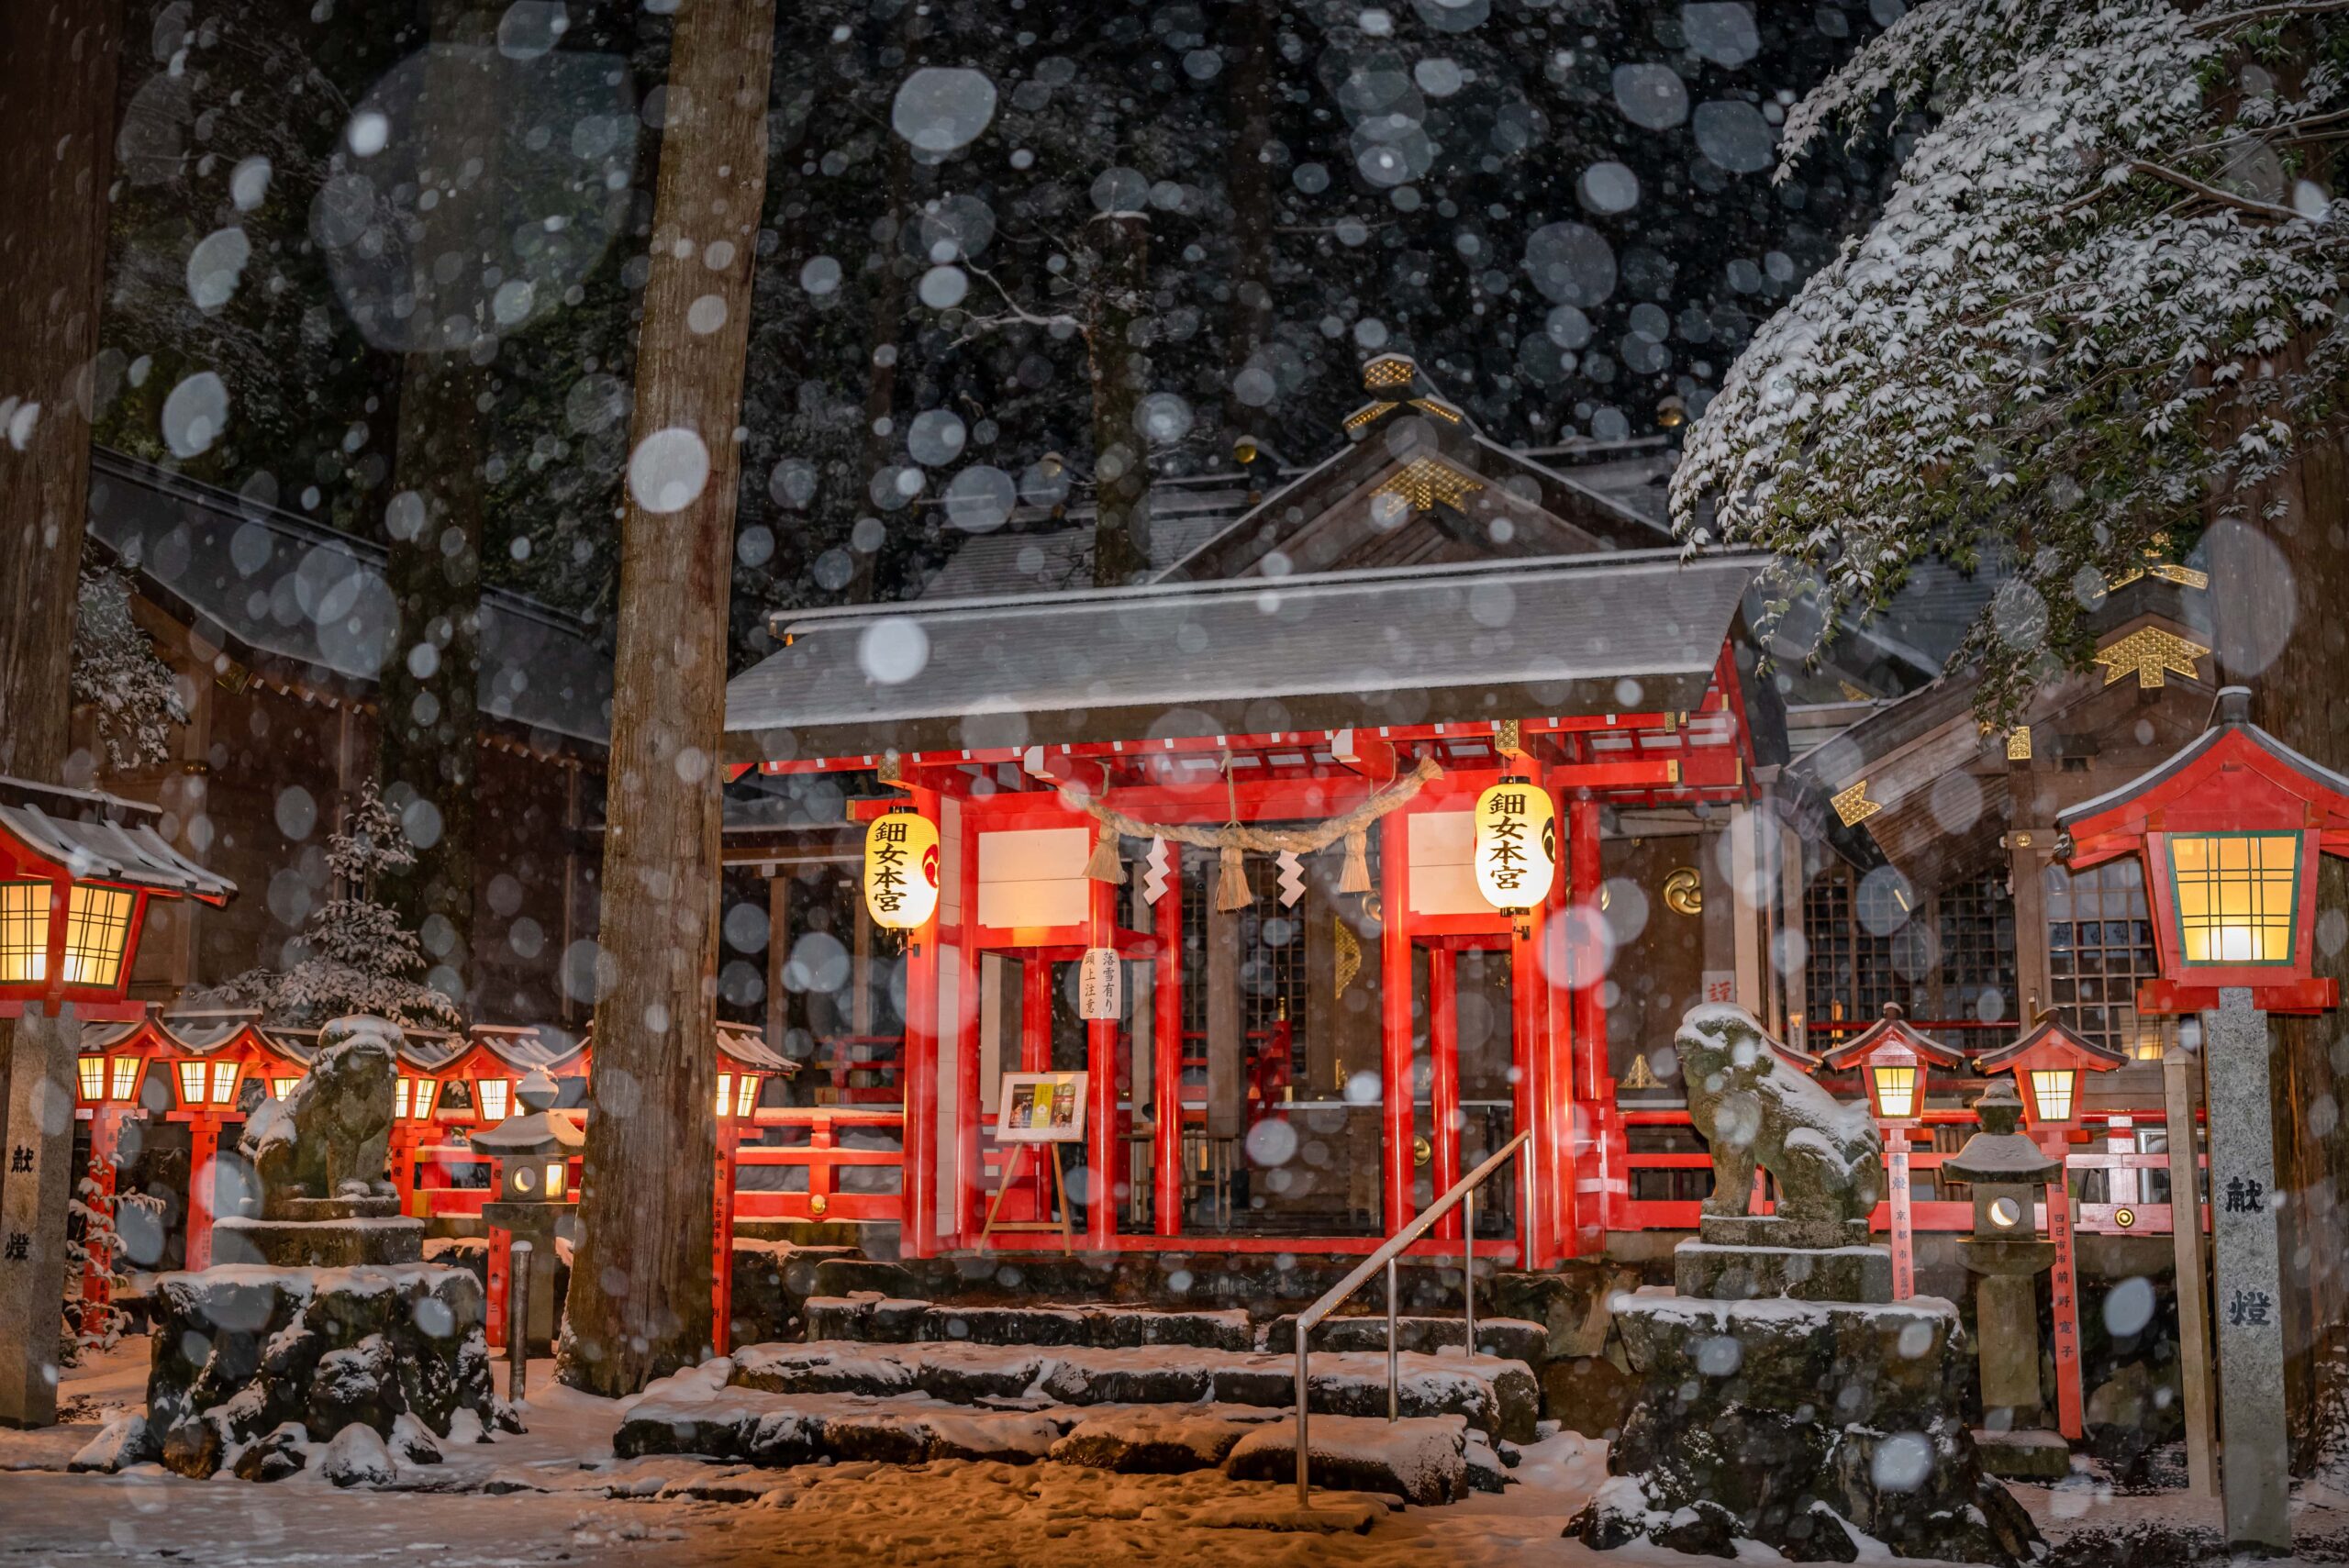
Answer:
2055, 684, 2349, 1555
1944, 1078, 2070, 1481
0, 776, 235, 1429
473, 1068, 579, 1363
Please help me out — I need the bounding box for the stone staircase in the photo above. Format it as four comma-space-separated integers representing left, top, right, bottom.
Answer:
614, 1295, 1546, 1504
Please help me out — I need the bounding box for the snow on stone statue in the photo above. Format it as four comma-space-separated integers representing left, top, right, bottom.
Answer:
1677, 1003, 1881, 1227
239, 1014, 400, 1212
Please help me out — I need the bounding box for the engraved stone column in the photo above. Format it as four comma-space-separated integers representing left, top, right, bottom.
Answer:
2201, 988, 2290, 1556
0, 1007, 81, 1428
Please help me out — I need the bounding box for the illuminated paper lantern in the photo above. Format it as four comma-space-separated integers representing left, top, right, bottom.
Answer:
863, 809, 941, 930
1473, 780, 1557, 910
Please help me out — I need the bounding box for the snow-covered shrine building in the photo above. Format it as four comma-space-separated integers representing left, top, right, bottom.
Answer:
724, 356, 1767, 1265
716, 354, 2193, 1267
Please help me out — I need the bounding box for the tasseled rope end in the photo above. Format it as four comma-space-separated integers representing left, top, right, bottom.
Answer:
1085, 830, 1125, 883
1214, 842, 1253, 911
1337, 828, 1372, 895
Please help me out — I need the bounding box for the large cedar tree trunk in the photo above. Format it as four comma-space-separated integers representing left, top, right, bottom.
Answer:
557, 0, 776, 1396
1087, 211, 1150, 586
0, 0, 124, 1179
378, 1, 501, 1013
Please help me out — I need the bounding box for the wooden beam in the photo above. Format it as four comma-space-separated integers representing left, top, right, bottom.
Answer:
1330, 728, 1397, 784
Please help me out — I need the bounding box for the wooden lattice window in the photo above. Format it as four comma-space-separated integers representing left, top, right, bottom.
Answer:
1936, 869, 2017, 1020
2045, 858, 2162, 1060
1802, 868, 1908, 1024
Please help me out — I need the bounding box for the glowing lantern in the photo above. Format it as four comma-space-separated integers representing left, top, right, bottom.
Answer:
77, 1055, 105, 1102
270, 1075, 301, 1101
1823, 1004, 1967, 1126
2058, 685, 2349, 1014
110, 1057, 140, 1101
863, 808, 941, 930
717, 1072, 760, 1118
477, 1077, 513, 1123
1974, 1014, 2126, 1136
1473, 779, 1556, 911
0, 777, 234, 1016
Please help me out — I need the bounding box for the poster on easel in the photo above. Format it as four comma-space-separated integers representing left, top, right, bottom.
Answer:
995, 1072, 1088, 1143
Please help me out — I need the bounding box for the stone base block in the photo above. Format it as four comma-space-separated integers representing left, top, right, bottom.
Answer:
1698, 1212, 1870, 1250
1570, 1294, 2040, 1565
211, 1217, 423, 1268
271, 1195, 401, 1223
1975, 1429, 2073, 1481
148, 1263, 511, 1479
1673, 1239, 1892, 1304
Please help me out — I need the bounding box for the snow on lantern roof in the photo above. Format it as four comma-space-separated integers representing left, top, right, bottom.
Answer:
0, 776, 235, 903
727, 550, 1764, 765
1972, 1013, 2129, 1076
1820, 1002, 1970, 1073
716, 1022, 796, 1074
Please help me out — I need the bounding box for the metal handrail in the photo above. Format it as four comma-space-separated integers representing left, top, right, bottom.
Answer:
1290, 1129, 1532, 1507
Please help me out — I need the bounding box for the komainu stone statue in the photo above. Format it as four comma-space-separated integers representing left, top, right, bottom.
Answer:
212, 1015, 419, 1268
241, 1015, 401, 1215
1677, 1002, 1882, 1244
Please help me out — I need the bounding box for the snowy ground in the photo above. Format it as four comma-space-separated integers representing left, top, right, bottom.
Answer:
6, 1336, 2349, 1566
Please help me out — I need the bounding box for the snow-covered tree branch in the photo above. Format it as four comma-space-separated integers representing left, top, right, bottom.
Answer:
1673, 0, 2349, 719
71, 563, 187, 773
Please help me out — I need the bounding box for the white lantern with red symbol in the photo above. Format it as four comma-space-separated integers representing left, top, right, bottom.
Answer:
1473, 779, 1556, 911
863, 807, 941, 930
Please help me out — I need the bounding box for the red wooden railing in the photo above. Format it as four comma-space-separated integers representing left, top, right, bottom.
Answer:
732, 1106, 906, 1223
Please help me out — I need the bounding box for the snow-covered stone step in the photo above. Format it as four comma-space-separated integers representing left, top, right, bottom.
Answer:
614, 1362, 1487, 1505
805, 1294, 1252, 1351
729, 1338, 1540, 1440
1259, 1312, 1548, 1366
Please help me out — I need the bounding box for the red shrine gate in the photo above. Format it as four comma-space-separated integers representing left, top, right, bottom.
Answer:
724, 550, 1772, 1264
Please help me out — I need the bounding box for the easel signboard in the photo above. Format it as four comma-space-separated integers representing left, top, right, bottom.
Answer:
980, 1072, 1087, 1251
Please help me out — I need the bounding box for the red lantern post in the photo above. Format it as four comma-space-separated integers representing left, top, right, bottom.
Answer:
1823, 1004, 1965, 1300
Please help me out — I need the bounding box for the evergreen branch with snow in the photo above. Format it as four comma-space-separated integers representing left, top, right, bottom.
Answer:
71, 564, 188, 773
1675, 0, 2349, 721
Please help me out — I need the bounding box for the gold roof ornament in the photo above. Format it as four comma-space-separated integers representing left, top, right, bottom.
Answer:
2006, 725, 2033, 761
1343, 401, 1399, 431
1364, 353, 1417, 390
1620, 1052, 1662, 1090
1374, 457, 1484, 512
1831, 779, 1883, 828
1663, 867, 1702, 917
2093, 626, 2210, 689
1333, 918, 1362, 998
2109, 533, 2210, 592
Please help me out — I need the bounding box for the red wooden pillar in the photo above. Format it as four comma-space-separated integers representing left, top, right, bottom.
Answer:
1887, 1127, 1915, 1299
185, 1117, 220, 1272
1085, 867, 1119, 1250
2047, 1160, 2086, 1439
1379, 814, 1414, 1233
712, 1117, 738, 1351
1511, 880, 1554, 1266
1152, 858, 1185, 1237
1429, 947, 1462, 1241
1566, 795, 1608, 1259
486, 1190, 511, 1353
956, 801, 985, 1245
900, 788, 942, 1259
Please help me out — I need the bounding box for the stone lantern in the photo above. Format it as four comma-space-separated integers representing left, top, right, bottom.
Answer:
1943, 1078, 2068, 1481
473, 1068, 580, 1355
